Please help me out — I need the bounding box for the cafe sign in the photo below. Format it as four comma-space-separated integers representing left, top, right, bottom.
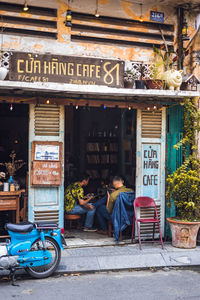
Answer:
142, 144, 160, 199
9, 52, 124, 88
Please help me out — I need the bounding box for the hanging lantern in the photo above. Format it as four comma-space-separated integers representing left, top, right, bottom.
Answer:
182, 18, 190, 41
65, 10, 72, 27
139, 3, 144, 22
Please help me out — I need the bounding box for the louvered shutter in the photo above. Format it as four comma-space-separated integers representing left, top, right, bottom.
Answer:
34, 105, 60, 136
34, 210, 59, 223
28, 104, 64, 228
136, 108, 166, 238
141, 110, 162, 138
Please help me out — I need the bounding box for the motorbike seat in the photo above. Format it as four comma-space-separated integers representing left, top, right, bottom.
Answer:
5, 223, 34, 233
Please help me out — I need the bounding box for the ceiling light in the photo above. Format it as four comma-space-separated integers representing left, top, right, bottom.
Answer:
95, 0, 100, 17
139, 3, 143, 22
23, 1, 29, 12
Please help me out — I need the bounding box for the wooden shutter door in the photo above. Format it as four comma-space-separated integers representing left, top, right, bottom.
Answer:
165, 105, 183, 238
136, 108, 166, 237
28, 104, 64, 228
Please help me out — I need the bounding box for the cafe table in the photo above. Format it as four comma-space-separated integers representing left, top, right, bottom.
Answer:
0, 190, 25, 237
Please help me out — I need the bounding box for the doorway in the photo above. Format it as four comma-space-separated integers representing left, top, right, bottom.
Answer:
65, 106, 136, 189
64, 105, 137, 245
0, 103, 29, 235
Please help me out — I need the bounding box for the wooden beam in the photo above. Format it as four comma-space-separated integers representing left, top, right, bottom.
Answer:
72, 12, 174, 32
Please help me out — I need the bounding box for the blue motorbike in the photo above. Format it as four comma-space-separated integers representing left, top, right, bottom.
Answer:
0, 222, 66, 284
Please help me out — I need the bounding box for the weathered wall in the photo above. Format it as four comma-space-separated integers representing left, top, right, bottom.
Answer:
1, 0, 177, 63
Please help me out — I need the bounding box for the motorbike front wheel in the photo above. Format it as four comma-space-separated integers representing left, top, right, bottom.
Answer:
26, 236, 61, 279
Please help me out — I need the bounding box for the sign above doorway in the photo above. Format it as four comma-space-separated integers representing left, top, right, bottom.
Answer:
9, 52, 124, 88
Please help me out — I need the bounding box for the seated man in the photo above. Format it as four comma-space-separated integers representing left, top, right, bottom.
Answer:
95, 175, 133, 234
65, 173, 96, 232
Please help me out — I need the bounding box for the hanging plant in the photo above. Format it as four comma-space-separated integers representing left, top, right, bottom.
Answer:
174, 97, 200, 159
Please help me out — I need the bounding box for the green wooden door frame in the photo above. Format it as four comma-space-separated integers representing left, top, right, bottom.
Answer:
165, 104, 183, 238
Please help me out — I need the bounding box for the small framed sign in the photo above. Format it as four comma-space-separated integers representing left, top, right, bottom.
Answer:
35, 144, 60, 161
31, 141, 63, 187
150, 11, 164, 23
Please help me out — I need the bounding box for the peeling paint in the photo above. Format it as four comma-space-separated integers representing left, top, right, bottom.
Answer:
0, 0, 197, 67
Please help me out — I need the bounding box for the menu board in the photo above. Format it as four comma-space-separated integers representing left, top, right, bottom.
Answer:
31, 141, 62, 187
31, 161, 61, 186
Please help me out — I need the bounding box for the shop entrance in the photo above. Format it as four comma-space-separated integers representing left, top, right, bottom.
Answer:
0, 103, 28, 236
64, 105, 137, 245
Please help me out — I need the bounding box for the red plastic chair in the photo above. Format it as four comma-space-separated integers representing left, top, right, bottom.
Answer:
131, 196, 164, 250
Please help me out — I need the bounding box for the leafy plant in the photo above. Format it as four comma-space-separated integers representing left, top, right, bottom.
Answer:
153, 45, 177, 72
166, 98, 200, 221
174, 98, 200, 159
166, 159, 200, 221
124, 68, 137, 82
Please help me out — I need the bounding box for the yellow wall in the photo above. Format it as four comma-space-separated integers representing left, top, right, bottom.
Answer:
1, 0, 198, 70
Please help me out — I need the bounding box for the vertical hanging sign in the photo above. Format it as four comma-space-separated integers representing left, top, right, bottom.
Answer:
142, 144, 160, 199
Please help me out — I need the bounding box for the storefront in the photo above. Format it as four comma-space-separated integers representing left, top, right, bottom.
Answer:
0, 0, 199, 240
0, 50, 199, 239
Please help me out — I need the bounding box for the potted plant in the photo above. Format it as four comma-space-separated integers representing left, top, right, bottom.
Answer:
135, 63, 146, 89
166, 98, 200, 249
151, 43, 189, 91
144, 58, 163, 89
124, 68, 137, 88
0, 150, 26, 183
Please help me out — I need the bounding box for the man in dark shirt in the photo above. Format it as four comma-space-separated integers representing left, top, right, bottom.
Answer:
95, 176, 133, 234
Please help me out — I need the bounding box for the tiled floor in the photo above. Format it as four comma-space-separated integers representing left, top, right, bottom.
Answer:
64, 229, 131, 248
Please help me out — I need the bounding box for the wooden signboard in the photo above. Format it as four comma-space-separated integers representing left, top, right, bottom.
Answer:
9, 52, 124, 88
31, 141, 62, 187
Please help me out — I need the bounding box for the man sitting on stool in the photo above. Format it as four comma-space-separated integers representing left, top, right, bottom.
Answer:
95, 175, 133, 235
65, 173, 96, 232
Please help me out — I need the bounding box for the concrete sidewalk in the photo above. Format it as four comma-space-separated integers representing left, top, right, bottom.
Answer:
58, 242, 200, 274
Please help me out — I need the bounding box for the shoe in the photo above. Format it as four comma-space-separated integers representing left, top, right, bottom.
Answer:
97, 230, 108, 235
83, 227, 97, 232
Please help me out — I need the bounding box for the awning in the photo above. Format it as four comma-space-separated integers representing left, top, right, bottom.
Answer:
0, 80, 199, 108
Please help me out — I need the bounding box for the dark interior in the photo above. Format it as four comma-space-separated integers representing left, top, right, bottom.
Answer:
64, 105, 137, 193
0, 103, 28, 186
0, 103, 28, 234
